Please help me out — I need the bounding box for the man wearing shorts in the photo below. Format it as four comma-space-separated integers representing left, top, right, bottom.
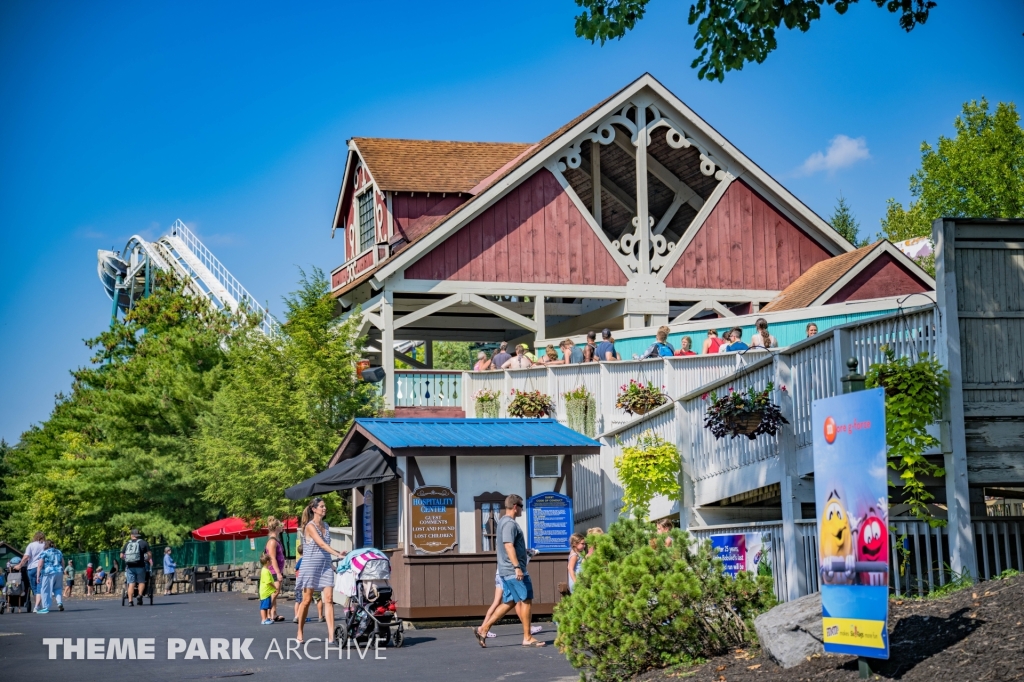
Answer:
120, 529, 152, 606
474, 494, 544, 648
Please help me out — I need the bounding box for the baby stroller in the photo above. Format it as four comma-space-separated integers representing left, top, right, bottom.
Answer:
4, 559, 27, 614
333, 549, 404, 648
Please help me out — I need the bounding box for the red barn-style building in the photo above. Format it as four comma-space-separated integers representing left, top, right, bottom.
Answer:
329, 74, 930, 407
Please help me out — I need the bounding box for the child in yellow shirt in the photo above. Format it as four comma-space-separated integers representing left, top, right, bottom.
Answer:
259, 555, 277, 625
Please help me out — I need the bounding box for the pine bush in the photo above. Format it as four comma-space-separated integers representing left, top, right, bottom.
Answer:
554, 519, 776, 680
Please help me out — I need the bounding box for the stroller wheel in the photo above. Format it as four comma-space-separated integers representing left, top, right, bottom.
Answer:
391, 629, 404, 648
334, 625, 348, 647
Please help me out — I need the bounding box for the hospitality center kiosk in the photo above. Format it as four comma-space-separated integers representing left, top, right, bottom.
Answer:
286, 418, 600, 620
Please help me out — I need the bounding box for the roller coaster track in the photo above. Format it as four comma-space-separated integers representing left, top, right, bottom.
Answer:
98, 219, 277, 335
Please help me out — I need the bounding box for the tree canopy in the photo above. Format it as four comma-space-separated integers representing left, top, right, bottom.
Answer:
881, 98, 1024, 243
574, 0, 935, 82
194, 268, 379, 527
2, 268, 377, 551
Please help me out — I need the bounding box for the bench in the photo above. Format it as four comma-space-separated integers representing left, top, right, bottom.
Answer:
210, 564, 244, 592
171, 567, 194, 594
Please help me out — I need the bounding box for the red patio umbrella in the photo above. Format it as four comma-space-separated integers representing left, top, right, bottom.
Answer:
191, 517, 297, 541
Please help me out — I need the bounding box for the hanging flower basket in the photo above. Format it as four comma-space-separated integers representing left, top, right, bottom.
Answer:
563, 386, 596, 437
703, 382, 788, 440
473, 388, 501, 419
507, 389, 554, 418
616, 380, 668, 416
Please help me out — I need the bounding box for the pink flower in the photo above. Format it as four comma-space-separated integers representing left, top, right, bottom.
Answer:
701, 393, 709, 401
728, 387, 734, 393
780, 385, 788, 392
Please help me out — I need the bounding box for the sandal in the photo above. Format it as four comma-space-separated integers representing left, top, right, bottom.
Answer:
473, 628, 487, 648
273, 616, 286, 622
521, 639, 546, 647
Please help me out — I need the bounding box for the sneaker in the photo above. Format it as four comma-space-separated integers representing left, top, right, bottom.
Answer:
292, 617, 298, 623
128, 601, 133, 607
530, 625, 543, 634
58, 604, 64, 612
37, 609, 49, 614
486, 631, 496, 638
262, 619, 274, 625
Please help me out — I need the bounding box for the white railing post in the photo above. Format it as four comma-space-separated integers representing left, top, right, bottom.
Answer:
461, 371, 470, 416
502, 369, 511, 418
775, 352, 805, 600
676, 400, 697, 529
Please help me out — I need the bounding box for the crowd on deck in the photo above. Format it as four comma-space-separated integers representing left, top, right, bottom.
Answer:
471, 319, 821, 371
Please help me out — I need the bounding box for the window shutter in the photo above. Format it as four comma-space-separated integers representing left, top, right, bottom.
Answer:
383, 478, 400, 549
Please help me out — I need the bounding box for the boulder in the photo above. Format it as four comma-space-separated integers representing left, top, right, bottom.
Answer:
753, 592, 824, 668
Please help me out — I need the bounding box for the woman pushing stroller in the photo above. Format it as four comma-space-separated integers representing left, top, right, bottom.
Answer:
295, 497, 346, 644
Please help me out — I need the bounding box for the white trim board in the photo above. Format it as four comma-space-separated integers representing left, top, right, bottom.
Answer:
812, 241, 936, 306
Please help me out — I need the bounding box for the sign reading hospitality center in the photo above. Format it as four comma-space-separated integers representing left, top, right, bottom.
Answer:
812, 388, 890, 659
410, 486, 457, 554
526, 492, 573, 552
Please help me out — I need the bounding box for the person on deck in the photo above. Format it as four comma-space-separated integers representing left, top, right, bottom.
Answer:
490, 342, 511, 371
675, 337, 697, 356
595, 329, 619, 361
561, 338, 584, 364
474, 495, 545, 648
537, 345, 561, 365
749, 318, 777, 349
702, 329, 726, 354
640, 326, 675, 359
806, 322, 818, 337
502, 344, 534, 370
724, 328, 749, 352
473, 351, 492, 372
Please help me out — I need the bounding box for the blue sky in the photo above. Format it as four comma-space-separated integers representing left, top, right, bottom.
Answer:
1, 1, 1022, 442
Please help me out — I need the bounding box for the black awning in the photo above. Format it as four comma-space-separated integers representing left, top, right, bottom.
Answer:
284, 446, 398, 500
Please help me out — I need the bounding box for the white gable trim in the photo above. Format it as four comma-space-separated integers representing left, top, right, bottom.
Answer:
642, 76, 853, 255
369, 73, 851, 287
813, 241, 936, 306
331, 148, 356, 237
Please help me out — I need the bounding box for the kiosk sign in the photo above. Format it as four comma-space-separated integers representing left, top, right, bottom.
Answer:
527, 492, 573, 552
812, 388, 889, 659
410, 486, 457, 554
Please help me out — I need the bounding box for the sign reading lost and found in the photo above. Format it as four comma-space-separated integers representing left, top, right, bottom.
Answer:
410, 485, 457, 554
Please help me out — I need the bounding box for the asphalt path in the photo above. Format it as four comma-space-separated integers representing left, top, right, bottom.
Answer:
0, 591, 577, 682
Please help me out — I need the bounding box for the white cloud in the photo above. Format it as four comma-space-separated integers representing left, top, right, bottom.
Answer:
798, 134, 871, 175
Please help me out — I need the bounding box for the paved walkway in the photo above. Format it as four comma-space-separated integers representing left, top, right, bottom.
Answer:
0, 591, 577, 681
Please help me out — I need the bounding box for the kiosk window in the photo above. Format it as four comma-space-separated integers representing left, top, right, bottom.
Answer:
474, 492, 506, 553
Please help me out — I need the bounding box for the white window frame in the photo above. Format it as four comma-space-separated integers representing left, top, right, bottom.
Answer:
356, 187, 376, 255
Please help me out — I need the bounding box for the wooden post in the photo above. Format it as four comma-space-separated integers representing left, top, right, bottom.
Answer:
934, 218, 977, 579
424, 339, 433, 369
534, 296, 546, 346
775, 353, 805, 601
634, 102, 651, 276
591, 139, 602, 228
382, 291, 395, 410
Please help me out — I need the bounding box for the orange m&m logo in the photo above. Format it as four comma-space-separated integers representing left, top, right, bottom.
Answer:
824, 417, 837, 444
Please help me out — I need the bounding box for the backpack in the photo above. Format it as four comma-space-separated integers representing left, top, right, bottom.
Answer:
656, 343, 674, 357
124, 539, 142, 563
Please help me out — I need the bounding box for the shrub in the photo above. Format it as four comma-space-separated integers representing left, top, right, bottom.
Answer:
554, 519, 776, 681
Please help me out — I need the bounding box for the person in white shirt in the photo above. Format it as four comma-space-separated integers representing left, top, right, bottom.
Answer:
749, 318, 777, 349
14, 531, 46, 612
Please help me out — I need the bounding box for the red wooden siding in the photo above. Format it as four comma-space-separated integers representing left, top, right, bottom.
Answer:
391, 192, 467, 248
825, 253, 929, 304
666, 180, 832, 290
405, 169, 627, 285
331, 251, 374, 289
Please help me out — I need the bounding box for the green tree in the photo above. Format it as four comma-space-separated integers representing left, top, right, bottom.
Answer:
554, 519, 775, 680
431, 341, 475, 370
2, 271, 234, 550
195, 268, 379, 525
829, 194, 862, 246
574, 0, 934, 82
881, 99, 1024, 241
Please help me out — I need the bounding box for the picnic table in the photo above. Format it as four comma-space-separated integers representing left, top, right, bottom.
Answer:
210, 565, 244, 592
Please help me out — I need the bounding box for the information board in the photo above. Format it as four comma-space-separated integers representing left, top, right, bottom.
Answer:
813, 388, 889, 659
410, 486, 457, 554
710, 533, 772, 578
526, 492, 573, 553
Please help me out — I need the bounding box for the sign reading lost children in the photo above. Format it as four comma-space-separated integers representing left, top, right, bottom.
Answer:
410, 486, 457, 554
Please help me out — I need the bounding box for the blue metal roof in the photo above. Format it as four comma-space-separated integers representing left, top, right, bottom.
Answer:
354, 418, 600, 452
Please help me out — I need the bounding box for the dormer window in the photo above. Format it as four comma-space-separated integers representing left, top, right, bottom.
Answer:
357, 189, 375, 254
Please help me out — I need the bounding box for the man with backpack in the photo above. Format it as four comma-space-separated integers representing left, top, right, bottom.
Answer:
640, 326, 676, 359
120, 529, 152, 606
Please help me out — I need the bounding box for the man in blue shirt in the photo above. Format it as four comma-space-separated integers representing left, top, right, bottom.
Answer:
595, 328, 619, 362
724, 328, 749, 352
474, 494, 544, 648
163, 547, 177, 595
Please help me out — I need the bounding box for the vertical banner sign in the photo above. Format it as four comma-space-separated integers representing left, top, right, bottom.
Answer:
527, 492, 573, 552
812, 388, 889, 659
410, 486, 457, 554
709, 533, 773, 578
362, 488, 374, 549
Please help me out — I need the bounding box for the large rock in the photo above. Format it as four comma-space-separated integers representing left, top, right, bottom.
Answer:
753, 592, 824, 669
